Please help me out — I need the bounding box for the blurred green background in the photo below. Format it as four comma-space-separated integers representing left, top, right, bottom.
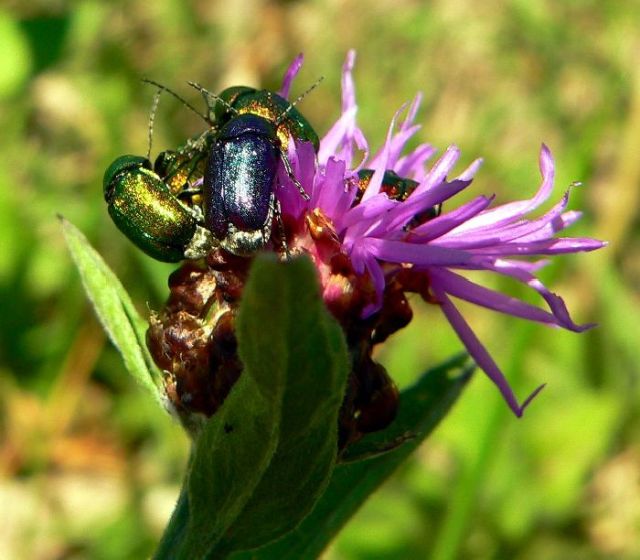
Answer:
1, 1, 638, 558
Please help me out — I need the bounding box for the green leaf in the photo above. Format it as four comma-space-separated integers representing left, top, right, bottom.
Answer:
162, 255, 349, 559
179, 360, 285, 558
176, 255, 291, 558
230, 354, 473, 560
339, 356, 471, 464
221, 256, 350, 552
60, 217, 163, 404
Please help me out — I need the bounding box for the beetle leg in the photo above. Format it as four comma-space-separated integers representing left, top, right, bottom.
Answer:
178, 185, 202, 195
280, 150, 310, 201
171, 192, 204, 223
184, 225, 216, 259
184, 202, 205, 223
272, 197, 291, 260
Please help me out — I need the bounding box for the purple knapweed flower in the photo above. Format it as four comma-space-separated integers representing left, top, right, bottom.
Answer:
274, 50, 606, 417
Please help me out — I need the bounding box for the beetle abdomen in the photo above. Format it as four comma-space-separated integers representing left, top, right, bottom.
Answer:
104, 156, 198, 262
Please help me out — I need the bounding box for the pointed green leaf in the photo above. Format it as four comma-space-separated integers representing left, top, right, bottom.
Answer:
61, 217, 163, 404
177, 255, 291, 558
158, 255, 350, 559
221, 256, 349, 552
230, 354, 473, 560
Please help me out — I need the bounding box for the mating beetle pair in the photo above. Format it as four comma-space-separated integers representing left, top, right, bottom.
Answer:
103, 83, 318, 262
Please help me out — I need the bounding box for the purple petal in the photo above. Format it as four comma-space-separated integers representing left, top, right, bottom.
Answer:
456, 157, 483, 181
515, 211, 583, 242
297, 140, 317, 190
368, 102, 422, 170
429, 268, 567, 326
362, 104, 409, 202
341, 50, 357, 113
342, 223, 368, 253
361, 252, 385, 317
395, 143, 437, 177
451, 144, 555, 234
342, 193, 398, 228
496, 258, 551, 273
442, 258, 548, 275
445, 187, 574, 247
319, 107, 358, 164
315, 157, 348, 219
411, 145, 461, 197
410, 195, 494, 241
400, 93, 423, 132
387, 125, 423, 169
490, 259, 596, 332
378, 179, 471, 234
462, 238, 607, 256
360, 164, 387, 203
279, 53, 304, 99
430, 284, 546, 417
316, 50, 369, 166
362, 237, 484, 267
349, 127, 370, 170
332, 179, 360, 226
480, 202, 573, 244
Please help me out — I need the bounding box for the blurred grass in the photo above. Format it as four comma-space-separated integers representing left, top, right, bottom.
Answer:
0, 1, 638, 558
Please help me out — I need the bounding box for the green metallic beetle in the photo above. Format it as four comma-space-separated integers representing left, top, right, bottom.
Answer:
152, 131, 216, 222
102, 80, 219, 262
207, 85, 320, 151
355, 169, 441, 226
103, 155, 213, 262
355, 169, 420, 200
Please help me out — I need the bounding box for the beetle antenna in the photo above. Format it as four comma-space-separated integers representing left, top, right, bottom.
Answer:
146, 88, 162, 160
142, 78, 211, 124
276, 76, 324, 125
187, 81, 238, 116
